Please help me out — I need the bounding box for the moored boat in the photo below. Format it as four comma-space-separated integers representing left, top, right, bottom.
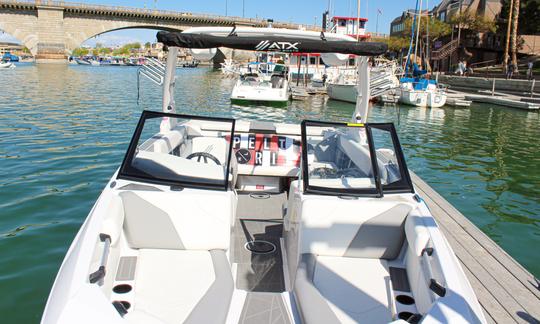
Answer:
0, 61, 15, 69
41, 29, 486, 324
230, 62, 291, 107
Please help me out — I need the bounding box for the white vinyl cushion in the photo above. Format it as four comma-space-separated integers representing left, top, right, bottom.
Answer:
136, 191, 233, 250
313, 256, 392, 324
300, 199, 408, 258
134, 150, 225, 182
101, 195, 124, 246
125, 310, 166, 324
404, 213, 431, 256
133, 249, 215, 324
151, 129, 185, 154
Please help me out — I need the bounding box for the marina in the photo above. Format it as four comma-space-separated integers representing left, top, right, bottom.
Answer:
0, 0, 539, 323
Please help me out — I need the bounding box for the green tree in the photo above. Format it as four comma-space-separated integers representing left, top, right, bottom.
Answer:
72, 48, 89, 56
99, 47, 112, 55
499, 0, 540, 35
373, 36, 409, 52
145, 42, 151, 49
449, 10, 497, 34
403, 16, 452, 42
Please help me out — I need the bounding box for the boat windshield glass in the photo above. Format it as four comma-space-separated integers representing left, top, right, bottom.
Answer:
118, 111, 235, 190
301, 121, 414, 196
301, 120, 381, 197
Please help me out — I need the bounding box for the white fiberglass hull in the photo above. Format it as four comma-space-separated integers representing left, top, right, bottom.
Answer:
230, 80, 290, 105
399, 89, 447, 108
0, 62, 15, 69
327, 82, 357, 103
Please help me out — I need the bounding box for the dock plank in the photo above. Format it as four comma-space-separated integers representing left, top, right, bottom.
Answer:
410, 172, 540, 323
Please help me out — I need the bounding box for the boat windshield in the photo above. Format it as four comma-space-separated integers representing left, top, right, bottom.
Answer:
301, 120, 413, 196
118, 111, 235, 190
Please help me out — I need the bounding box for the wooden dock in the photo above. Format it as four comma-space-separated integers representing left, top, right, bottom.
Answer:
410, 172, 540, 324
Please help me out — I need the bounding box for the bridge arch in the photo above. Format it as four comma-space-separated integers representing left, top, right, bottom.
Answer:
63, 19, 189, 54
0, 15, 39, 56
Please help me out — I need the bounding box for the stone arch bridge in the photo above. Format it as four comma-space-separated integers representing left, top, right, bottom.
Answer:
0, 0, 316, 63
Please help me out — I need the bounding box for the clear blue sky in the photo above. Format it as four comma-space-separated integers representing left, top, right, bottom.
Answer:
1, 0, 424, 46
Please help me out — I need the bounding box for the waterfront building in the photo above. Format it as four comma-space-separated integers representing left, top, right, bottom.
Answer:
0, 42, 24, 57
390, 0, 539, 72
390, 10, 427, 37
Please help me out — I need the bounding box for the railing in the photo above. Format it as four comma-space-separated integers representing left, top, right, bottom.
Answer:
431, 38, 458, 61
0, 0, 321, 31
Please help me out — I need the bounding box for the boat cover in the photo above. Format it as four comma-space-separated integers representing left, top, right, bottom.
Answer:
156, 32, 387, 56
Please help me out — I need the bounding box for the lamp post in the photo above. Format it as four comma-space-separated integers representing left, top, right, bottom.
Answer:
225, 0, 228, 16
376, 9, 381, 34
243, 0, 245, 18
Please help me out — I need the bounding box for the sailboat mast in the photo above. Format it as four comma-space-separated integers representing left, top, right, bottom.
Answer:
426, 0, 429, 64
414, 0, 422, 62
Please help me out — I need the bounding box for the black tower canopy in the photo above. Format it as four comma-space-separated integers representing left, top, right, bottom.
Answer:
156, 31, 387, 56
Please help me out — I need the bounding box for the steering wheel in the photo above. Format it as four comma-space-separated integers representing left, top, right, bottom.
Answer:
310, 167, 337, 179
186, 152, 221, 165
336, 168, 365, 178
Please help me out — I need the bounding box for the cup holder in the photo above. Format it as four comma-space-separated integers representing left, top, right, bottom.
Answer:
398, 311, 414, 321
396, 294, 415, 305
250, 193, 270, 199
113, 284, 132, 294
244, 240, 276, 254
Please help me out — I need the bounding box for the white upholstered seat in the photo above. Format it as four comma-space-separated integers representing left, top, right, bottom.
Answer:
295, 255, 393, 324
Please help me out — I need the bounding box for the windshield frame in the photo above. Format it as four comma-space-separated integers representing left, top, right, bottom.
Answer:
300, 120, 383, 197
117, 110, 236, 191
366, 123, 414, 194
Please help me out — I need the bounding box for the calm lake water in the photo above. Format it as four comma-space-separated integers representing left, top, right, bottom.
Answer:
1, 64, 539, 323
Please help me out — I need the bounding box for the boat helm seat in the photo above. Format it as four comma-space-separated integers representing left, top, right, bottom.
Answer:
116, 191, 235, 323
290, 186, 414, 323
294, 254, 393, 324
125, 249, 233, 324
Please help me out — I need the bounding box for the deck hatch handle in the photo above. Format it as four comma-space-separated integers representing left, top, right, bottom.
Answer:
429, 279, 446, 297
89, 233, 111, 284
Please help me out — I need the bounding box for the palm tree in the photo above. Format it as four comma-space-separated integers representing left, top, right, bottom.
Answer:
503, 0, 514, 71
510, 0, 520, 72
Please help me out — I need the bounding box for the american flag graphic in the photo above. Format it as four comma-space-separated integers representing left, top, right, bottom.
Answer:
228, 134, 301, 167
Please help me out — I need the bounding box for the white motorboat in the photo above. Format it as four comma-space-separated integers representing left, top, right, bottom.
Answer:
230, 63, 291, 106
230, 73, 291, 106
74, 58, 91, 65
0, 61, 15, 69
42, 30, 486, 324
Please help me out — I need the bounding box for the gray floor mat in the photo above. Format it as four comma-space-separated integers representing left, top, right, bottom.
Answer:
234, 192, 287, 293
238, 292, 292, 324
